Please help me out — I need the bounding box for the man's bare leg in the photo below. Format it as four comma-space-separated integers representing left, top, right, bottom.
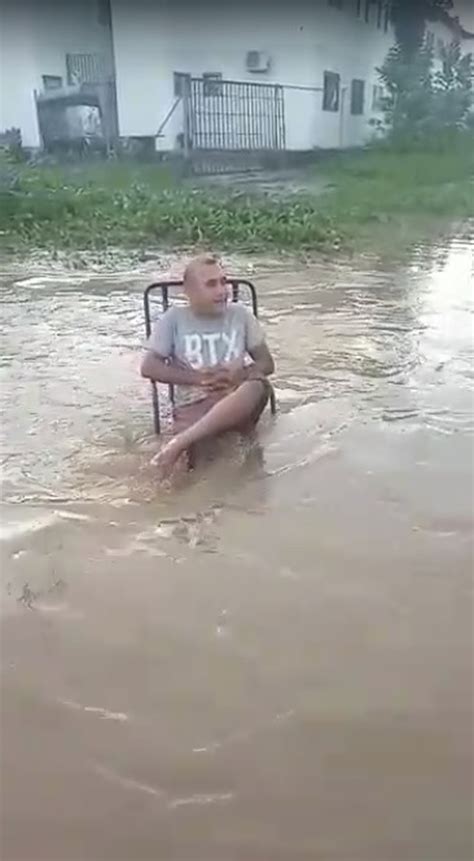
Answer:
155, 381, 267, 476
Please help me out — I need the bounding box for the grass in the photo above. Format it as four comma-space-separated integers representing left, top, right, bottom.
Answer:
318, 142, 474, 220
0, 162, 342, 252
1, 136, 473, 254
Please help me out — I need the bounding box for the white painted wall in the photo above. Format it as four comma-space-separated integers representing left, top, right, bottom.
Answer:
110, 0, 394, 150
0, 0, 114, 147
0, 2, 40, 147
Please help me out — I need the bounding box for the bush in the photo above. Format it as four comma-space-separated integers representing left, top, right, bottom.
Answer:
376, 36, 473, 146
0, 165, 342, 250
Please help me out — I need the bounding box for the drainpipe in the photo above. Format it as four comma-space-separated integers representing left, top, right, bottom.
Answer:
101, 0, 119, 147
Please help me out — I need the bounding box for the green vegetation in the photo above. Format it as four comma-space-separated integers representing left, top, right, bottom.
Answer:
375, 37, 473, 145
0, 136, 473, 254
318, 136, 474, 222
1, 2, 472, 256
390, 0, 454, 59
0, 161, 341, 251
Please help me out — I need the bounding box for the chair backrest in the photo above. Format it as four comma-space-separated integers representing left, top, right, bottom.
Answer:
143, 278, 260, 434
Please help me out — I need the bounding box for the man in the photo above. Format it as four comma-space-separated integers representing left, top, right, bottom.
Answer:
141, 254, 275, 475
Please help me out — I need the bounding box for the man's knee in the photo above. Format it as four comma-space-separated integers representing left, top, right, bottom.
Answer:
238, 378, 270, 399
236, 379, 270, 429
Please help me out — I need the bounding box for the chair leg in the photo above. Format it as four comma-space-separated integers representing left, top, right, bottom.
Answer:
269, 387, 277, 415
151, 383, 161, 435
187, 444, 196, 471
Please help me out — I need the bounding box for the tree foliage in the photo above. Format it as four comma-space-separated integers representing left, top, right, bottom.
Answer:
390, 0, 453, 57
433, 41, 474, 128
374, 35, 473, 146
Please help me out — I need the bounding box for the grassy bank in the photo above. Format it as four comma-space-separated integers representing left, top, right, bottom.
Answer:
319, 143, 474, 222
1, 139, 473, 254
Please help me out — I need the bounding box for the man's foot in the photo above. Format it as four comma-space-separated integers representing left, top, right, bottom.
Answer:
152, 436, 185, 478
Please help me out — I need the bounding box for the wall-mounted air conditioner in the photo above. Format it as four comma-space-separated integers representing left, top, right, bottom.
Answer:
246, 51, 271, 73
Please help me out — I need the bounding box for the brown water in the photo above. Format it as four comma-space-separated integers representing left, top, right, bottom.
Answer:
1, 238, 473, 861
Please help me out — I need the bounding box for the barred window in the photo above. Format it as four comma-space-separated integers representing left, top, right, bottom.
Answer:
372, 84, 385, 111
323, 71, 340, 112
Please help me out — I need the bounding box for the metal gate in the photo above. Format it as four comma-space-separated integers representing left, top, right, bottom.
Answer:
183, 76, 286, 173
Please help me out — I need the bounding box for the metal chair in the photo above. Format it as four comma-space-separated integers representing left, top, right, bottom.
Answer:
143, 278, 276, 434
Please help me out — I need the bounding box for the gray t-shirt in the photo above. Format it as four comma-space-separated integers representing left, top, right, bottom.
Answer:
147, 303, 265, 406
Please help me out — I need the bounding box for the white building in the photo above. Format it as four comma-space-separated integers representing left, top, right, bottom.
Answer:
111, 0, 394, 152
0, 0, 472, 156
0, 0, 115, 149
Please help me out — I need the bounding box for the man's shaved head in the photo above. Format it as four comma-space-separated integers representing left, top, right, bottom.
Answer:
182, 253, 228, 315
183, 253, 222, 286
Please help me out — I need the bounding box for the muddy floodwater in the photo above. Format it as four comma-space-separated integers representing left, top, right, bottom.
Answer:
1, 237, 473, 861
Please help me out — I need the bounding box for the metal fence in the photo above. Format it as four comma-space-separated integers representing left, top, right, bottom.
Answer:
65, 53, 118, 144
184, 77, 286, 153
65, 52, 110, 86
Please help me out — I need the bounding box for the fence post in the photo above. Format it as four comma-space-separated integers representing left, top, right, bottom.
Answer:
182, 74, 192, 169
273, 85, 279, 150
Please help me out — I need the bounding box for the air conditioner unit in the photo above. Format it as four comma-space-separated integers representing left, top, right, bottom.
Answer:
246, 51, 270, 73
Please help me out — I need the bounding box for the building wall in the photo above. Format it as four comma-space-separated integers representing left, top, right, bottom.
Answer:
2, 0, 471, 153
0, 2, 40, 147
110, 0, 394, 151
0, 0, 114, 147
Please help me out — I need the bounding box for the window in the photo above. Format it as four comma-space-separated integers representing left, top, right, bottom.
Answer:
359, 0, 388, 26
351, 79, 365, 115
42, 75, 62, 90
372, 84, 385, 111
323, 71, 340, 112
203, 72, 223, 96
173, 72, 188, 97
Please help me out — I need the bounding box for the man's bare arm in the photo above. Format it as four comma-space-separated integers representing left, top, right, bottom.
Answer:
141, 351, 202, 386
247, 342, 275, 378
207, 342, 274, 391
141, 343, 274, 390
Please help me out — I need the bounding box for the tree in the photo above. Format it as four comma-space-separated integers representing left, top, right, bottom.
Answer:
375, 35, 473, 146
390, 0, 453, 58
376, 40, 435, 142
432, 41, 474, 129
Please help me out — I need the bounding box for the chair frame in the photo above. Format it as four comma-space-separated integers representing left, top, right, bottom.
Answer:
143, 278, 276, 434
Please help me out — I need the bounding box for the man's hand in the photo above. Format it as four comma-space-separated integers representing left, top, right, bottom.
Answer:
142, 347, 273, 390
198, 362, 246, 392
199, 367, 235, 392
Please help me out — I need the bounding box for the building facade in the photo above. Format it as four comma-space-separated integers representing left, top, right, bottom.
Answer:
111, 0, 394, 152
1, 0, 472, 154
0, 0, 115, 149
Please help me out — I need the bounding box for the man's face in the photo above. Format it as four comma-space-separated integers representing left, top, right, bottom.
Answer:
185, 262, 228, 315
